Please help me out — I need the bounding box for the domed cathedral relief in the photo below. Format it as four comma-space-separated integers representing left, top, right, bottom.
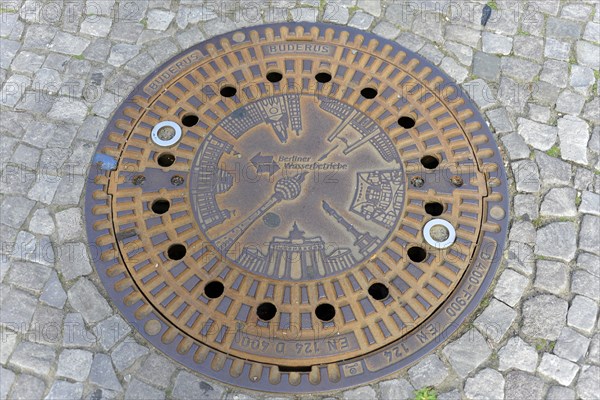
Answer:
190, 94, 405, 281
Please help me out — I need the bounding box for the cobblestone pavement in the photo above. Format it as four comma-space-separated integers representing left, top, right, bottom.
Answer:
1, 0, 599, 399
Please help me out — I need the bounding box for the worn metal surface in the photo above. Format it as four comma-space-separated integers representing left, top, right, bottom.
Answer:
85, 22, 509, 393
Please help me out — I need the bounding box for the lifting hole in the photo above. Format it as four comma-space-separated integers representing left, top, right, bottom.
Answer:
220, 85, 237, 97
181, 114, 199, 127
315, 303, 336, 321
266, 71, 283, 82
157, 153, 175, 167
167, 244, 186, 260
407, 246, 427, 263
424, 202, 444, 216
257, 302, 277, 321
315, 72, 332, 83
151, 199, 170, 215
420, 155, 440, 169
204, 281, 225, 299
360, 87, 378, 99
398, 116, 416, 129
368, 283, 389, 300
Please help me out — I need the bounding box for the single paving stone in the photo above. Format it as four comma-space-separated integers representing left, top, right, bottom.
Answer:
12, 231, 55, 266
572, 270, 600, 301
0, 326, 17, 364
9, 341, 55, 375
84, 38, 111, 62
463, 368, 504, 400
137, 353, 177, 388
172, 370, 225, 400
545, 38, 571, 61
513, 35, 543, 60
29, 305, 64, 345
509, 220, 536, 243
445, 41, 472, 66
567, 295, 599, 334
501, 133, 529, 160
68, 278, 112, 324
588, 334, 600, 365
546, 17, 582, 39
111, 339, 149, 372
407, 354, 448, 389
472, 51, 501, 81
501, 57, 541, 82
554, 327, 591, 362
507, 242, 535, 276
50, 31, 90, 55
580, 215, 600, 255
7, 261, 51, 292
540, 60, 569, 88
577, 167, 598, 191
343, 386, 377, 400
540, 187, 577, 217
56, 242, 92, 281
2, 75, 31, 108
504, 371, 545, 400
40, 271, 67, 309
482, 32, 512, 55
80, 16, 113, 37
538, 353, 580, 386
556, 90, 586, 115
576, 41, 600, 69
535, 151, 571, 186
547, 386, 576, 400
146, 9, 175, 30
534, 260, 569, 295
522, 294, 568, 340
498, 336, 538, 372
437, 390, 460, 400
0, 39, 20, 69
474, 299, 517, 343
528, 103, 551, 124
357, 0, 380, 16
378, 378, 414, 400
124, 379, 164, 400
108, 43, 141, 67
29, 209, 55, 235
55, 208, 83, 242
53, 175, 85, 205
531, 81, 560, 107
372, 21, 399, 40
48, 97, 88, 124
324, 3, 350, 24
499, 76, 532, 111
571, 65, 596, 94
578, 253, 600, 277
348, 11, 374, 30
0, 287, 37, 327
494, 268, 529, 307
462, 79, 495, 109
10, 374, 46, 400
445, 24, 480, 47
44, 381, 84, 400
517, 118, 557, 151
486, 108, 514, 133
512, 160, 540, 193
1, 196, 35, 229
535, 222, 577, 262
95, 314, 131, 351
561, 3, 593, 20
420, 44, 444, 65
579, 191, 600, 216
583, 97, 600, 124
0, 367, 15, 400
89, 353, 122, 391
442, 329, 491, 378
577, 365, 600, 400
56, 349, 93, 381
584, 21, 600, 42
63, 313, 96, 348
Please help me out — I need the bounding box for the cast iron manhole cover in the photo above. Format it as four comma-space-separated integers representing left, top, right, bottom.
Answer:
85, 23, 508, 393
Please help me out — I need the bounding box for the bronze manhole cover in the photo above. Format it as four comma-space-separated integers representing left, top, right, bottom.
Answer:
85, 23, 508, 393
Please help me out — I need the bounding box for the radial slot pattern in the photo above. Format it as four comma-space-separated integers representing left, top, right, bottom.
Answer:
85, 23, 508, 393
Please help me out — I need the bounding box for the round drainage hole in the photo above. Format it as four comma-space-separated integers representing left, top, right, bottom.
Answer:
398, 116, 416, 129
157, 153, 175, 167
257, 302, 277, 321
315, 303, 336, 321
204, 281, 225, 299
181, 114, 199, 127
368, 283, 389, 300
420, 155, 440, 169
360, 87, 378, 99
167, 244, 186, 260
266, 71, 283, 82
424, 202, 444, 216
151, 199, 170, 214
220, 86, 237, 97
407, 246, 427, 263
315, 72, 332, 83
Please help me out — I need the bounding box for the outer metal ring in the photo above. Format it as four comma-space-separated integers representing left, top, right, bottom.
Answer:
423, 218, 456, 249
151, 121, 182, 147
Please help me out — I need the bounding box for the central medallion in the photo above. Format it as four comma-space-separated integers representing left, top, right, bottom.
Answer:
191, 95, 405, 280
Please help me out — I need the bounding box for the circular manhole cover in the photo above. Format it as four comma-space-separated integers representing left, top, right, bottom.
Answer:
85, 23, 508, 393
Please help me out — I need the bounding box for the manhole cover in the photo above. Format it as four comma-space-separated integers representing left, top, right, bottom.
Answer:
85, 23, 508, 393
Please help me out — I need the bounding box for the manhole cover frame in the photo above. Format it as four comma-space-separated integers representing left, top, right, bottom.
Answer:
85, 22, 509, 393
